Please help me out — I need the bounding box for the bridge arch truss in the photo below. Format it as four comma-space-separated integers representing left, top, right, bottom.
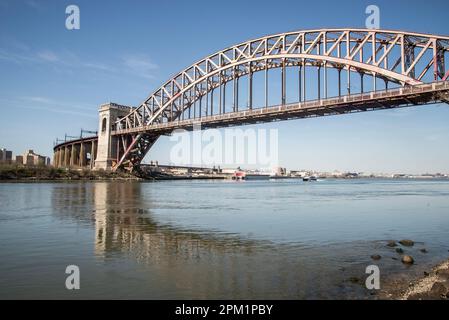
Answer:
112, 28, 449, 171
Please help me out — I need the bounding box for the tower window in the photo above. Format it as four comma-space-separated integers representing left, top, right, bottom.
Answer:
101, 118, 107, 132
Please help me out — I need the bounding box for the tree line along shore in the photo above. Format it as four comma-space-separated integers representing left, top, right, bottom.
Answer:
0, 164, 224, 181
0, 164, 139, 181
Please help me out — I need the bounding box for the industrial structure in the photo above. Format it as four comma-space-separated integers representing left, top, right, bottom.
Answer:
53, 28, 449, 174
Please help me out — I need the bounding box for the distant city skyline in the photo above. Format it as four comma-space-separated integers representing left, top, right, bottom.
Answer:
1, 0, 449, 174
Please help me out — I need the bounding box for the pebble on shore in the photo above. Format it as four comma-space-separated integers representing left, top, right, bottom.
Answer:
399, 239, 415, 247
387, 240, 398, 247
401, 255, 415, 265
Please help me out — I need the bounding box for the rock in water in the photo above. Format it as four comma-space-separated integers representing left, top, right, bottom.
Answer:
396, 248, 404, 254
399, 239, 414, 247
387, 240, 397, 247
401, 255, 414, 264
420, 248, 428, 253
371, 254, 382, 260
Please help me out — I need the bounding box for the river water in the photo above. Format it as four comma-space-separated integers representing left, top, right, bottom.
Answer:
0, 179, 449, 299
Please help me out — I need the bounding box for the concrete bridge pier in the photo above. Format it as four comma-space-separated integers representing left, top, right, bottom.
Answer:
70, 144, 79, 167
79, 143, 86, 167
57, 148, 63, 168
53, 150, 59, 168
64, 145, 70, 167
94, 103, 133, 170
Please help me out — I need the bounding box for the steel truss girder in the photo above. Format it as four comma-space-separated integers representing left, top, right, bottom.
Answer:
115, 133, 159, 172
115, 28, 449, 132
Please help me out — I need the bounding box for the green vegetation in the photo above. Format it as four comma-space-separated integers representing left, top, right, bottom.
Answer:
0, 164, 138, 181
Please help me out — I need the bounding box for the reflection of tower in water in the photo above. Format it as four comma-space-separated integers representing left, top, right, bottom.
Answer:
92, 182, 261, 263
52, 182, 325, 298
93, 182, 154, 258
89, 182, 289, 298
93, 182, 108, 256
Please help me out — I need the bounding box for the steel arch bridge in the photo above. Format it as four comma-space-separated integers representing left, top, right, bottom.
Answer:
53, 28, 449, 173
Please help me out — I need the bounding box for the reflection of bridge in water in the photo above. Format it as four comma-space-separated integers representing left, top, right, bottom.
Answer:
51, 182, 283, 298
91, 182, 264, 260
50, 182, 373, 298
53, 29, 449, 174
50, 182, 264, 256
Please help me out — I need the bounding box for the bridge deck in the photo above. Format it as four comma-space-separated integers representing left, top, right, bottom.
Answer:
112, 81, 449, 136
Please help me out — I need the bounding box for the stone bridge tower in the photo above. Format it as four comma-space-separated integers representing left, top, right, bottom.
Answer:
94, 103, 133, 170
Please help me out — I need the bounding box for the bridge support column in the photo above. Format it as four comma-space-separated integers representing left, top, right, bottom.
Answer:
64, 146, 69, 167
58, 148, 62, 168
56, 149, 60, 167
53, 150, 58, 167
91, 141, 97, 169
70, 144, 76, 167
55, 149, 60, 167
94, 103, 133, 170
80, 143, 86, 167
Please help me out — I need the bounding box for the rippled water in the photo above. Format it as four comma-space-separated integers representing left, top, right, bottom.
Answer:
0, 179, 449, 299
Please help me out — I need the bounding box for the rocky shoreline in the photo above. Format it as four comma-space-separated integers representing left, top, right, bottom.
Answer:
340, 238, 449, 300
378, 257, 449, 300
378, 239, 449, 300
396, 258, 449, 300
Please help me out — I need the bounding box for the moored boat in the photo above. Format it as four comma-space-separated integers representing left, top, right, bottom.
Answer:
232, 171, 271, 180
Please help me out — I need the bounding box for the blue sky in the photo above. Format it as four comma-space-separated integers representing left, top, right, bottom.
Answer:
0, 0, 448, 174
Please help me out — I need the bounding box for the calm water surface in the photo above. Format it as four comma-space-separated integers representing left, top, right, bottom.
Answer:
0, 179, 449, 299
